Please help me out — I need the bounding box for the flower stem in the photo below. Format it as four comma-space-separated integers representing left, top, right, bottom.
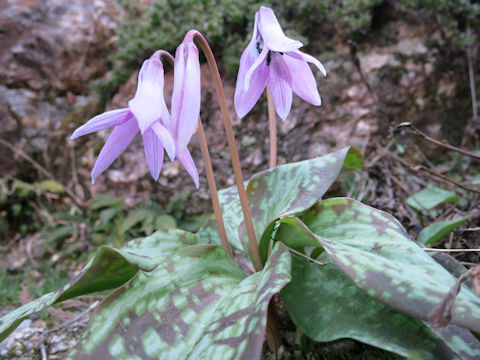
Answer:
188, 30, 262, 271
160, 50, 232, 259
266, 86, 277, 168
197, 119, 233, 259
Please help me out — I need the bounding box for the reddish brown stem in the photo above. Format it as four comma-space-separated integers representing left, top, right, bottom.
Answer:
187, 30, 262, 271
197, 120, 233, 258
266, 86, 277, 168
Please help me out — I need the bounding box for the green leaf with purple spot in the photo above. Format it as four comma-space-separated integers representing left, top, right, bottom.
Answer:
198, 147, 364, 255
0, 229, 198, 342
281, 252, 480, 359
68, 242, 291, 360
298, 198, 480, 332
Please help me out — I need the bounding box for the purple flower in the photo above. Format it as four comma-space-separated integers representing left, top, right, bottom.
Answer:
71, 51, 176, 184
234, 6, 327, 120
167, 37, 201, 188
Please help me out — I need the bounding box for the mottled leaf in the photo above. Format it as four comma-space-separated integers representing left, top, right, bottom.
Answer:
406, 187, 459, 212
0, 229, 198, 342
418, 217, 468, 246
198, 147, 364, 255
68, 243, 291, 360
258, 217, 322, 264
300, 198, 480, 332
282, 253, 480, 359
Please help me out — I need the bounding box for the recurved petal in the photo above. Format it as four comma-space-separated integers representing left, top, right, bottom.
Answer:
257, 6, 302, 52
142, 127, 165, 181
244, 47, 268, 91
171, 41, 201, 154
268, 53, 293, 120
71, 108, 132, 139
283, 53, 321, 106
91, 118, 139, 183
128, 54, 169, 134
234, 42, 268, 118
151, 121, 176, 161
290, 50, 327, 77
177, 147, 199, 188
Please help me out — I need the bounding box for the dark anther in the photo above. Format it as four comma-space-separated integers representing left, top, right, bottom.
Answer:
279, 52, 283, 55
266, 51, 271, 66
256, 41, 262, 54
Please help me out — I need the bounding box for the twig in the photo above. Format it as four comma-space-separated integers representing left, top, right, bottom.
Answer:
389, 173, 433, 215
69, 140, 84, 202
412, 142, 435, 169
0, 138, 53, 179
348, 40, 378, 103
428, 265, 480, 329
461, 261, 479, 267
40, 342, 47, 360
287, 246, 329, 266
385, 148, 480, 194
459, 227, 480, 232
467, 23, 478, 119
423, 248, 480, 253
413, 164, 480, 194
395, 122, 480, 160
45, 300, 99, 334
0, 138, 85, 207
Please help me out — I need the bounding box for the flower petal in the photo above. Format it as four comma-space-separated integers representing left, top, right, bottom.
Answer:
171, 41, 201, 154
142, 127, 165, 181
243, 47, 268, 92
151, 121, 176, 161
283, 53, 321, 106
290, 50, 327, 77
177, 147, 199, 188
128, 53, 169, 134
268, 53, 293, 120
234, 42, 268, 118
71, 108, 132, 139
91, 118, 139, 183
257, 6, 303, 52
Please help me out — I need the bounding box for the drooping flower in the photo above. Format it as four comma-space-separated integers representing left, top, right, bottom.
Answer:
168, 35, 201, 188
71, 51, 176, 184
234, 6, 327, 120
171, 37, 201, 156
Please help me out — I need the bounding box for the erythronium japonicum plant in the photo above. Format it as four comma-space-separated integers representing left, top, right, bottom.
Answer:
2, 6, 480, 360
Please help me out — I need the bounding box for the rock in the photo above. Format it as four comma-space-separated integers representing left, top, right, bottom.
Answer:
0, 0, 121, 93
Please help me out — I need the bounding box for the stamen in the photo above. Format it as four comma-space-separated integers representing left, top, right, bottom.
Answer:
256, 41, 262, 54
266, 51, 271, 66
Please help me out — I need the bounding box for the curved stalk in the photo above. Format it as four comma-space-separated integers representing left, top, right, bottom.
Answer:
197, 119, 232, 258
160, 51, 232, 259
186, 30, 262, 271
266, 85, 277, 168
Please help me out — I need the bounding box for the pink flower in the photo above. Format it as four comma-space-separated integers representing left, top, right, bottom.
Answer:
167, 38, 201, 188
234, 6, 327, 120
71, 51, 176, 184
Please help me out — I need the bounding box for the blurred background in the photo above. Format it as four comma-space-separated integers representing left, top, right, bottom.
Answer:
1, 0, 479, 357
